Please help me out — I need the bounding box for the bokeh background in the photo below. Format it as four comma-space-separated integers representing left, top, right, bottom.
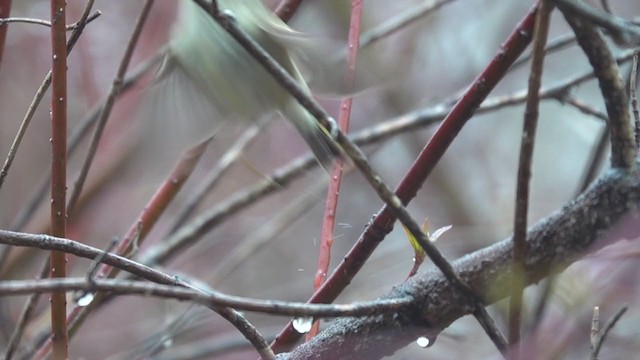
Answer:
1, 0, 640, 359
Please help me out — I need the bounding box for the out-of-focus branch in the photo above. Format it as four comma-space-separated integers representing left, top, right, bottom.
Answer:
49, 0, 69, 358
563, 9, 636, 170
0, 11, 100, 29
552, 0, 640, 47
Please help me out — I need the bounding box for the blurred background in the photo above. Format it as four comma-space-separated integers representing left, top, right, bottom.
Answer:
1, 0, 640, 359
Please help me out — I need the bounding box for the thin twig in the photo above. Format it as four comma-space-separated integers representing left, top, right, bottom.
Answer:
2, 259, 49, 360
512, 32, 575, 69
590, 304, 628, 360
6, 50, 163, 235
0, 1, 97, 195
359, 0, 455, 50
509, 1, 552, 350
630, 52, 639, 147
0, 11, 100, 29
38, 134, 211, 358
552, 0, 640, 47
1, 3, 97, 359
563, 10, 636, 170
209, 179, 327, 286
67, 0, 155, 216
0, 276, 412, 318
167, 123, 262, 235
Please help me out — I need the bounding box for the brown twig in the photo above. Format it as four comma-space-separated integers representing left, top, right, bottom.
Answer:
167, 123, 262, 235
275, 0, 304, 23
563, 8, 636, 170
67, 0, 155, 216
49, 0, 69, 358
0, 277, 412, 318
0, 11, 101, 30
6, 50, 163, 235
509, 0, 552, 349
33, 134, 211, 359
209, 179, 327, 286
359, 0, 455, 50
590, 304, 628, 360
2, 260, 49, 360
0, 0, 98, 199
512, 32, 575, 69
0, 3, 97, 358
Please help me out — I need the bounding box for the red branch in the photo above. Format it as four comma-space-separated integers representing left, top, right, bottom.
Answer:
309, 0, 363, 341
271, 4, 538, 353
49, 0, 69, 359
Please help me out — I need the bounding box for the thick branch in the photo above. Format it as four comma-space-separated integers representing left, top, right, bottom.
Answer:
279, 166, 640, 359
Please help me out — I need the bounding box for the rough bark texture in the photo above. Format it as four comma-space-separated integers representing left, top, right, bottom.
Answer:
278, 167, 640, 359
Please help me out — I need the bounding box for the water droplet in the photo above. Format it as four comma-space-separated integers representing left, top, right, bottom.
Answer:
416, 336, 430, 348
162, 337, 173, 349
77, 292, 94, 307
53, 55, 58, 60
292, 317, 314, 333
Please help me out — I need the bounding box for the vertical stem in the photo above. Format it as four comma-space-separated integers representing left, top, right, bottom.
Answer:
508, 0, 552, 353
308, 0, 363, 340
49, 0, 68, 359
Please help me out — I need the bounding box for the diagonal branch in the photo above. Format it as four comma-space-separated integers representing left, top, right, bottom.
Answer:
562, 9, 636, 170
280, 166, 640, 360
551, 0, 640, 47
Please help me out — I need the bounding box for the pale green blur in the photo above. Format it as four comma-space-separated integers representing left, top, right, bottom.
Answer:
161, 0, 335, 167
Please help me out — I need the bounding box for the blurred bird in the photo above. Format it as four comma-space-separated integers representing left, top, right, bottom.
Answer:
157, 0, 337, 168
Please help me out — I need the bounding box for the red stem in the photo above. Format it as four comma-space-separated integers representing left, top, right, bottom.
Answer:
49, 0, 69, 359
271, 4, 538, 353
307, 0, 363, 341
